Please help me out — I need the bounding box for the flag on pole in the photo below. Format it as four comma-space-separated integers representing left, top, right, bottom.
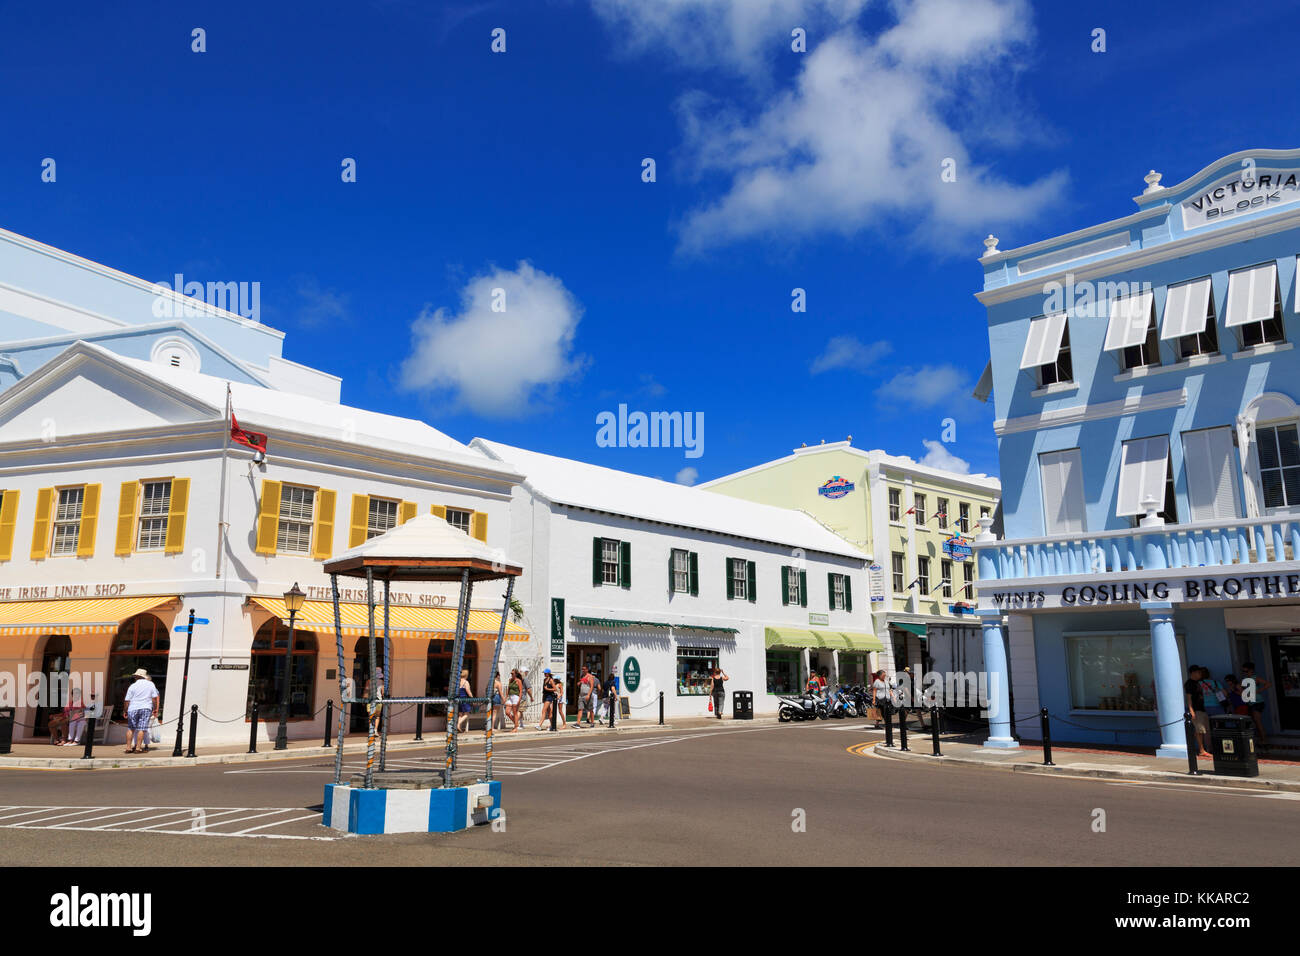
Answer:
230, 413, 268, 453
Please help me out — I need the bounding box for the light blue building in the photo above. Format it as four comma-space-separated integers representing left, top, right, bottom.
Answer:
973, 148, 1300, 756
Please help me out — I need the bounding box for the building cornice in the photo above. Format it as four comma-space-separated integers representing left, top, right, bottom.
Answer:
992, 387, 1187, 436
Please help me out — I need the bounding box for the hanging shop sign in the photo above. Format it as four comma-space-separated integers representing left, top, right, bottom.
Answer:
817, 476, 855, 499
1181, 168, 1300, 230
550, 598, 566, 658
942, 536, 974, 561
623, 656, 642, 693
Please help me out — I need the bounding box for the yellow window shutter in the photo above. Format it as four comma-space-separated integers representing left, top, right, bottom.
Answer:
349, 494, 369, 548
400, 500, 417, 525
430, 504, 447, 520
31, 487, 53, 560
115, 482, 138, 556
255, 480, 282, 555
471, 510, 488, 543
163, 478, 190, 555
313, 489, 337, 559
77, 484, 101, 557
0, 489, 18, 561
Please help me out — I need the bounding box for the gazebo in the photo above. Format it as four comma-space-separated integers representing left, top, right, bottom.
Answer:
319, 513, 524, 834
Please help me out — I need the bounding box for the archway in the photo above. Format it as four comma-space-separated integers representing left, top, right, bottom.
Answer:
110, 615, 170, 726
425, 637, 477, 720
32, 635, 72, 737
247, 619, 318, 722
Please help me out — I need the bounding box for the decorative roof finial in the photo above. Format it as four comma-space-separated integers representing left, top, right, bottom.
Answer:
981, 234, 999, 258
1143, 169, 1164, 194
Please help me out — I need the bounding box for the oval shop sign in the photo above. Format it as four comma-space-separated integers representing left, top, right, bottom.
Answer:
817, 475, 855, 499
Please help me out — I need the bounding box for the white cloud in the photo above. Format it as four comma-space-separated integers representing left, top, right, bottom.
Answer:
399, 262, 585, 417
810, 336, 891, 374
919, 439, 969, 474
874, 363, 969, 408
675, 466, 700, 485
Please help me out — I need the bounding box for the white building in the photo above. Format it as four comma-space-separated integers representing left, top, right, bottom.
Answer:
471, 439, 876, 718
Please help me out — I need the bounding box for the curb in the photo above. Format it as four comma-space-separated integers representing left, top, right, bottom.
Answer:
870, 742, 1300, 794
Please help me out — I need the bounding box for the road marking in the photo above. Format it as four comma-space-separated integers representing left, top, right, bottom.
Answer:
0, 805, 334, 839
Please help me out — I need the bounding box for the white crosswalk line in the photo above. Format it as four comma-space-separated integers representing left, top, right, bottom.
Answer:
231, 813, 322, 834
8, 806, 122, 826
51, 808, 159, 828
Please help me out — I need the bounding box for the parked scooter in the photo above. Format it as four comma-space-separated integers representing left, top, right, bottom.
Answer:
777, 693, 824, 722
827, 686, 858, 719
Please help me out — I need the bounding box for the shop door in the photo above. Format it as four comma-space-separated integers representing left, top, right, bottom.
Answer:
565, 645, 607, 717
1269, 636, 1300, 731
34, 635, 72, 737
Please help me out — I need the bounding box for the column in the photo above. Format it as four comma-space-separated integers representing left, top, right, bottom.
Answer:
1143, 601, 1186, 759
976, 608, 1017, 749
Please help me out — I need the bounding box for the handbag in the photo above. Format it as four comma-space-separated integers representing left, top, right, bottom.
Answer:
707, 698, 713, 712
150, 717, 162, 744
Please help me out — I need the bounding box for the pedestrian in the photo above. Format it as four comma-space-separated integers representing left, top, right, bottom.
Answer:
1240, 661, 1271, 748
1184, 665, 1212, 758
593, 670, 606, 721
490, 671, 505, 730
506, 668, 524, 732
364, 666, 386, 739
1198, 667, 1228, 715
871, 669, 890, 728
554, 674, 568, 728
537, 668, 556, 730
62, 687, 87, 746
816, 668, 828, 698
708, 666, 729, 719
456, 668, 472, 733
518, 666, 534, 726
1223, 675, 1249, 716
123, 668, 159, 754
574, 666, 596, 727
606, 667, 620, 726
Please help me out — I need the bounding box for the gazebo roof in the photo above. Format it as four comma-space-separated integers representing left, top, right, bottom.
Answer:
323, 514, 524, 581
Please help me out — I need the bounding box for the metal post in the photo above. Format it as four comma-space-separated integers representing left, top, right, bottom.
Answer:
1040, 707, 1055, 766
898, 704, 910, 752
81, 717, 96, 759
930, 705, 941, 756
658, 690, 664, 726
379, 577, 392, 773
550, 687, 557, 732
275, 604, 298, 751
248, 702, 259, 753
330, 573, 347, 785
172, 608, 196, 757
608, 690, 615, 729
364, 568, 379, 789
322, 700, 333, 749
414, 702, 423, 742
484, 577, 515, 783
1184, 712, 1202, 776
186, 704, 198, 757
444, 569, 473, 788
883, 703, 894, 748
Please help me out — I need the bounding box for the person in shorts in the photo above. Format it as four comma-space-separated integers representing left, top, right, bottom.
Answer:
123, 668, 159, 755
506, 668, 524, 731
574, 666, 596, 727
456, 668, 472, 733
1184, 665, 1211, 758
537, 669, 556, 730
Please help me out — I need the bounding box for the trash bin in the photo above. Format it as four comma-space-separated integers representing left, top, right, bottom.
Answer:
732, 690, 753, 721
1209, 714, 1259, 777
0, 707, 14, 754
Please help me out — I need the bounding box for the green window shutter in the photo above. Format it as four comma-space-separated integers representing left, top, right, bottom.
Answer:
799, 569, 808, 608
620, 540, 631, 589
828, 572, 836, 609
593, 537, 603, 587
747, 561, 756, 604
669, 549, 676, 592
689, 551, 699, 596
781, 566, 790, 606
844, 576, 853, 612
725, 559, 733, 600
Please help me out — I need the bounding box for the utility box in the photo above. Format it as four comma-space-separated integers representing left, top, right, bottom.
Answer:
1209, 714, 1259, 777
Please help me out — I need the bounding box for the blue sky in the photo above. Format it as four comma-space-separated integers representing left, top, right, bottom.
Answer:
3, 0, 1297, 485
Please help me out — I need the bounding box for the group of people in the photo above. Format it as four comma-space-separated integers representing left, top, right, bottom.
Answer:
46, 670, 156, 754
45, 686, 93, 747
519, 664, 622, 731
1184, 662, 1270, 757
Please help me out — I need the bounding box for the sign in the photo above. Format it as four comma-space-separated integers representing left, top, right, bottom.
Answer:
947, 603, 975, 616
623, 656, 642, 693
550, 598, 565, 658
304, 585, 448, 607
942, 536, 973, 561
808, 612, 829, 626
1181, 168, 1300, 230
211, 663, 249, 671
868, 564, 885, 604
193, 617, 210, 625
0, 583, 128, 601
817, 476, 855, 499
985, 571, 1300, 611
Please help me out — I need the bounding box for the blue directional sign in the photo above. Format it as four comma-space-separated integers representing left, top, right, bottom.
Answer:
174, 625, 190, 632
193, 617, 210, 625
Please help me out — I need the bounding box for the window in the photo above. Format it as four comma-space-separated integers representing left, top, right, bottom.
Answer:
1121, 323, 1162, 371
367, 497, 399, 539
888, 488, 901, 522
1022, 312, 1071, 386
782, 566, 806, 607
135, 480, 171, 551
1106, 291, 1161, 371
672, 549, 691, 593
1257, 424, 1300, 510
1037, 321, 1073, 387
602, 538, 620, 585
1182, 427, 1240, 521
827, 572, 852, 611
1117, 436, 1171, 519
676, 646, 719, 696
958, 502, 971, 534
728, 557, 752, 601
1226, 262, 1285, 348
1162, 276, 1218, 359
1065, 635, 1158, 712
109, 614, 170, 722
980, 506, 990, 519
593, 537, 630, 589
51, 487, 84, 556
962, 562, 973, 597
766, 650, 801, 695
276, 485, 315, 554
913, 493, 926, 525
445, 508, 472, 535
941, 560, 953, 598
246, 620, 317, 721
936, 498, 949, 530
917, 557, 930, 595
1039, 449, 1085, 535
891, 553, 905, 592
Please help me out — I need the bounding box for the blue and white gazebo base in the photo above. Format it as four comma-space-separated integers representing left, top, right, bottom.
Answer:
323, 781, 501, 835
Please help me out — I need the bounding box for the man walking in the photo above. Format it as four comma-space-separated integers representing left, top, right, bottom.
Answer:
124, 668, 159, 755
1184, 665, 1212, 759
606, 667, 620, 727
575, 666, 596, 727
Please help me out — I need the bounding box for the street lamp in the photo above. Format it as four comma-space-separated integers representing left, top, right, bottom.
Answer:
274, 582, 306, 751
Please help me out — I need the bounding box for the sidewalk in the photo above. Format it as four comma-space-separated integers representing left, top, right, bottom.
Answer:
0, 715, 777, 771
872, 735, 1300, 793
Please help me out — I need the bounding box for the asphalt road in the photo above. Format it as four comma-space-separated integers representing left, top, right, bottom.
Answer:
2, 721, 1296, 866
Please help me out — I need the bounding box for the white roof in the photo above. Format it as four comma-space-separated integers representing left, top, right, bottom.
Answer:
472, 438, 867, 561
326, 513, 522, 572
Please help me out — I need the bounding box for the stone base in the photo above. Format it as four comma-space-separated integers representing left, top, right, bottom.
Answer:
323, 781, 501, 834
982, 736, 1020, 750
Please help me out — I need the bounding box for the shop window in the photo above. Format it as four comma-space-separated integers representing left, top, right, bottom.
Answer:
913, 493, 926, 525
936, 498, 949, 529
677, 646, 719, 696
1257, 423, 1300, 510
1065, 635, 1158, 712
838, 653, 868, 688
51, 487, 85, 556
247, 619, 317, 720
917, 557, 930, 595
136, 480, 172, 551
424, 638, 477, 718
110, 614, 170, 721
276, 484, 315, 554
445, 508, 472, 535
888, 488, 901, 522
367, 497, 398, 539
891, 552, 905, 592
766, 650, 800, 695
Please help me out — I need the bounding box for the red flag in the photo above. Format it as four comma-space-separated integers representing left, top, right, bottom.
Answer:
230, 414, 268, 453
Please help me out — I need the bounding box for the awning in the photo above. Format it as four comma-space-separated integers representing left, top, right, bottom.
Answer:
0, 596, 179, 637
247, 598, 528, 641
840, 631, 885, 652
765, 627, 848, 650
1019, 312, 1068, 369
1225, 262, 1277, 328
1103, 291, 1155, 351
1161, 277, 1212, 339
570, 616, 738, 635
889, 620, 928, 637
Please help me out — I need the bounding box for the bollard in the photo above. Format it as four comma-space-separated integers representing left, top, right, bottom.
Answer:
414, 701, 423, 742
248, 702, 259, 754
898, 705, 909, 752
186, 704, 198, 758
323, 700, 334, 748
883, 703, 895, 748
930, 705, 941, 756
1184, 711, 1202, 776
550, 695, 557, 732
1040, 707, 1055, 766
608, 695, 615, 729
659, 690, 664, 726
81, 717, 96, 759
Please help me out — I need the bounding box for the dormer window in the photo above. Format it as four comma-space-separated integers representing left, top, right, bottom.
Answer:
1226, 262, 1285, 348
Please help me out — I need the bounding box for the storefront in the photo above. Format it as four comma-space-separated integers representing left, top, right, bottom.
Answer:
763, 627, 883, 695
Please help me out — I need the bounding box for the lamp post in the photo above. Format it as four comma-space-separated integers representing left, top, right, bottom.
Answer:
275, 582, 306, 751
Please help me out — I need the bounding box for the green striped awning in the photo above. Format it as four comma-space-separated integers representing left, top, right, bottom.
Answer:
840, 631, 885, 652
889, 620, 928, 637
764, 627, 848, 650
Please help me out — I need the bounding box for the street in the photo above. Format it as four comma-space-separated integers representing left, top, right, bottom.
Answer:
2, 721, 1294, 867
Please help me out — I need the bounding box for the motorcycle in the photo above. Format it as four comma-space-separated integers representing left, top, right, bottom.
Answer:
777, 693, 824, 722
827, 687, 857, 719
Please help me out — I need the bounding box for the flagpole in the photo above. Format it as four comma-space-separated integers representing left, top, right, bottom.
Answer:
216, 384, 232, 580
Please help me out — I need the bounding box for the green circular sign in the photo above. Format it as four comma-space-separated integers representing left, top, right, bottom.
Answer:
623, 656, 641, 693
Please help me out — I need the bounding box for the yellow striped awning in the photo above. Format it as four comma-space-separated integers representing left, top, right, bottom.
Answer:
247, 598, 529, 641
0, 596, 180, 637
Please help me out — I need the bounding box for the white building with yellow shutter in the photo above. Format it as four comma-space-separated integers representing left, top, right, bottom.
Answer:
0, 341, 529, 746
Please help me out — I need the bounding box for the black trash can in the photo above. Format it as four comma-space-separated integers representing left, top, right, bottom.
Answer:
1209, 714, 1259, 777
732, 690, 753, 721
0, 707, 14, 754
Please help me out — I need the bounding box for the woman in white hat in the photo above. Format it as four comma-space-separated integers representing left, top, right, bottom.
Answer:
123, 668, 160, 754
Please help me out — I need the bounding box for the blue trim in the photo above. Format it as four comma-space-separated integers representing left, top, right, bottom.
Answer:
349, 787, 387, 835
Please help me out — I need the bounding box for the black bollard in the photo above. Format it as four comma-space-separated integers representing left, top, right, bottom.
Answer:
186, 704, 198, 758
414, 701, 423, 742
1040, 707, 1055, 766
930, 706, 941, 756
248, 702, 259, 754
81, 717, 96, 759
608, 694, 615, 729
883, 703, 895, 748
659, 690, 664, 726
1184, 711, 1201, 775
550, 695, 557, 732
323, 700, 334, 748
898, 705, 909, 752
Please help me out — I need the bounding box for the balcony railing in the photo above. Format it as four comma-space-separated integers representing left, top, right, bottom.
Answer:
972, 509, 1300, 581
